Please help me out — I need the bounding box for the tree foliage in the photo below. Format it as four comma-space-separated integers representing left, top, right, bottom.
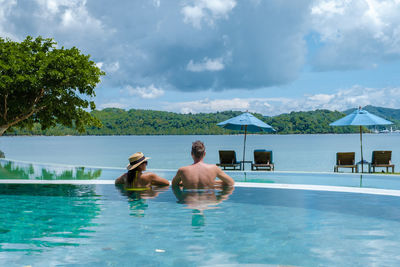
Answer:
264, 109, 362, 134
0, 36, 104, 135
6, 108, 375, 135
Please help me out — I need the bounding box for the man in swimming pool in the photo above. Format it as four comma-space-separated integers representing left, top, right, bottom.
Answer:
172, 140, 235, 189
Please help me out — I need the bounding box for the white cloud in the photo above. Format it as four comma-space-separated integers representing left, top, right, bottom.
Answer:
35, 0, 66, 14
310, 0, 400, 69
0, 0, 109, 51
204, 0, 237, 17
182, 5, 204, 29
162, 86, 400, 115
4, 0, 400, 98
0, 0, 17, 39
153, 0, 161, 8
187, 57, 224, 72
182, 0, 237, 28
0, 1, 309, 92
297, 85, 400, 113
103, 61, 120, 73
163, 98, 258, 114
311, 0, 347, 17
125, 84, 165, 99
35, 0, 105, 33
96, 61, 119, 73
307, 93, 335, 103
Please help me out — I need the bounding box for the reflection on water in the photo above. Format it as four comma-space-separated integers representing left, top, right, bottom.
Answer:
173, 186, 234, 228
1, 183, 400, 266
0, 160, 102, 180
0, 184, 100, 252
115, 185, 169, 217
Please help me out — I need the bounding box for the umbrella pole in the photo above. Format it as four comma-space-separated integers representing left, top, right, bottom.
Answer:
360, 125, 363, 173
243, 125, 247, 170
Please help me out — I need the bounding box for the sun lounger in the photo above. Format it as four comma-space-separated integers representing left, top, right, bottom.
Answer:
251, 149, 274, 171
216, 150, 242, 170
371, 151, 395, 173
334, 152, 358, 173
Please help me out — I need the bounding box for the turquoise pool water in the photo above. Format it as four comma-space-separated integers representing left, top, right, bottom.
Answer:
1, 184, 400, 266
1, 159, 400, 266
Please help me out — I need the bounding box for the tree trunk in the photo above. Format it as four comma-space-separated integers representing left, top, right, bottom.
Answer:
0, 125, 8, 136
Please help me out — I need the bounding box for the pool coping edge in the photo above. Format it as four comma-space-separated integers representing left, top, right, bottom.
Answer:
0, 180, 399, 197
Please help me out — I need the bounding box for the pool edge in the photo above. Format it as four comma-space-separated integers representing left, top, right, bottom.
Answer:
0, 179, 399, 197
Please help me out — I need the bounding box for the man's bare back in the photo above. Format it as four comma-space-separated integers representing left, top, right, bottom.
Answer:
172, 141, 234, 189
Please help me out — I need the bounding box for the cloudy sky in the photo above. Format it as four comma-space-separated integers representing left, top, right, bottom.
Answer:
2, 0, 400, 115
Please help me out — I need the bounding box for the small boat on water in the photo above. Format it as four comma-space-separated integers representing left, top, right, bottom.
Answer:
378, 127, 400, 133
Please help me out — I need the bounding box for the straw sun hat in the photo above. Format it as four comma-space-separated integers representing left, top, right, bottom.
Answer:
126, 152, 150, 171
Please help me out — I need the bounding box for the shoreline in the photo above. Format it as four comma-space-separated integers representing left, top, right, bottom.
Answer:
3, 132, 399, 137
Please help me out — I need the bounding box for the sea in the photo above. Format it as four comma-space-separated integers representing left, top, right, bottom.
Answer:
0, 134, 398, 172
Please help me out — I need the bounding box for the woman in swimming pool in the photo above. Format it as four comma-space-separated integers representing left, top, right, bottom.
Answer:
115, 152, 169, 189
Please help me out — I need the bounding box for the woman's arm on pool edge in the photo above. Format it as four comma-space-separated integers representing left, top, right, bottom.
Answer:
115, 173, 126, 185
150, 173, 170, 186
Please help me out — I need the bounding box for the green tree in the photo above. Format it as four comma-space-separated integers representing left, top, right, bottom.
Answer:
0, 36, 104, 135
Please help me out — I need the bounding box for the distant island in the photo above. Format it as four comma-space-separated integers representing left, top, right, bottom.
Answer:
5, 105, 400, 136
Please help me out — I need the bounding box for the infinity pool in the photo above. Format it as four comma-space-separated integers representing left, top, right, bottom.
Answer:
1, 159, 400, 266
2, 158, 400, 190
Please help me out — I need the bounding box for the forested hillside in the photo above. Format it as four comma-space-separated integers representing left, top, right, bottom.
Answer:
264, 109, 358, 134
7, 107, 392, 136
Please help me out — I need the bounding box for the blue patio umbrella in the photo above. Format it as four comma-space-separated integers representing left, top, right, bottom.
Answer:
217, 112, 275, 166
330, 107, 393, 172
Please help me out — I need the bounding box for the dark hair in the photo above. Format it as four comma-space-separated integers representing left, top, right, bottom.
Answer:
191, 140, 205, 159
127, 160, 148, 185
127, 168, 139, 185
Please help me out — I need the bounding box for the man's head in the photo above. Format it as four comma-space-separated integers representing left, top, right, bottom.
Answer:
191, 140, 205, 160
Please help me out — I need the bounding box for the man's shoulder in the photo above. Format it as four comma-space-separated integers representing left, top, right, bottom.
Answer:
178, 165, 191, 172
203, 163, 219, 170
205, 162, 218, 167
